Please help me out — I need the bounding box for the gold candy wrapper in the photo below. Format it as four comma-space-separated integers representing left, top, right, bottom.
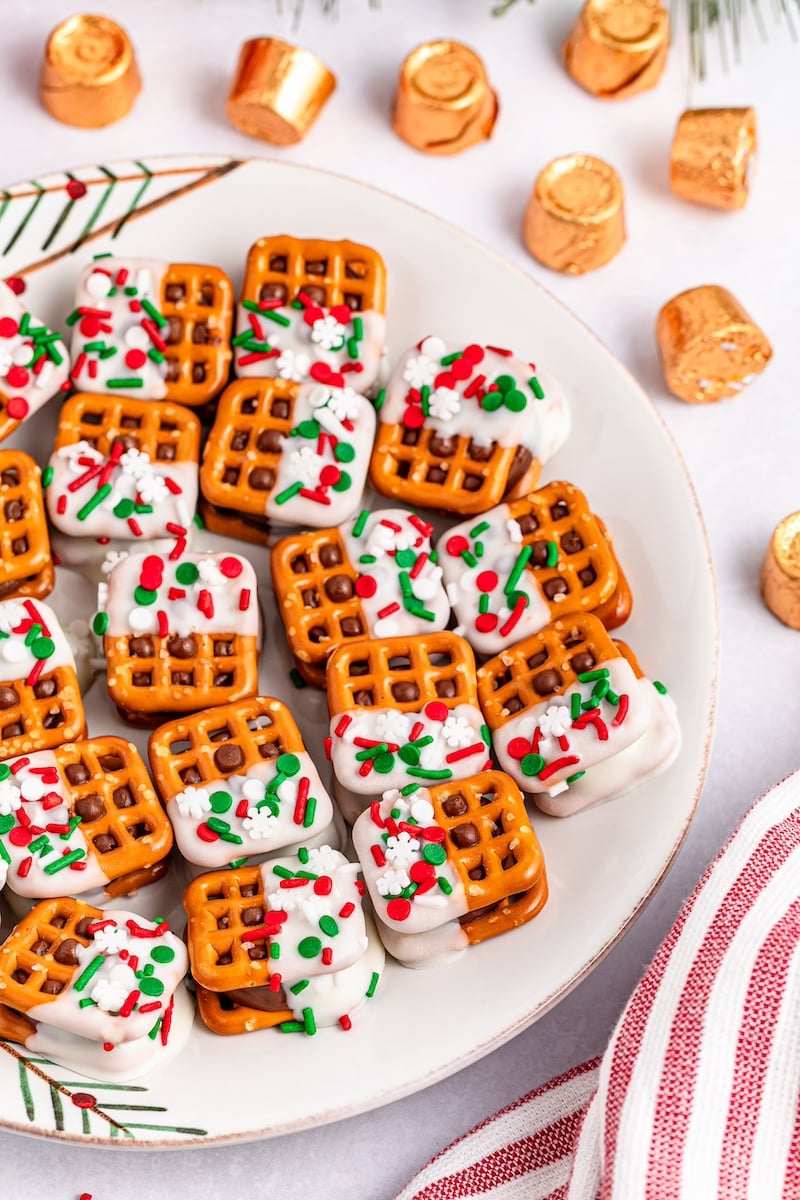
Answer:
522, 154, 625, 274
392, 40, 498, 155
564, 0, 668, 99
656, 285, 772, 404
226, 38, 336, 146
670, 108, 757, 210
40, 14, 140, 128
762, 513, 800, 630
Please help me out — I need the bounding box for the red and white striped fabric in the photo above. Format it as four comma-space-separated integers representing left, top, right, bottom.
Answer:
396, 771, 800, 1200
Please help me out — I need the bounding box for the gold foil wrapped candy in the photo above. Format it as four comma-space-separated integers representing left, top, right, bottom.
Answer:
670, 108, 757, 210
761, 513, 800, 630
226, 38, 336, 146
564, 0, 669, 99
522, 154, 625, 274
40, 14, 141, 128
392, 40, 498, 155
656, 285, 772, 404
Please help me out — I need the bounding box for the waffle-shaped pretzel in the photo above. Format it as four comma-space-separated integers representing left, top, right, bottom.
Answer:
0, 736, 173, 899
353, 772, 547, 949
45, 394, 200, 553
0, 598, 85, 761
148, 697, 335, 868
99, 551, 260, 724
0, 898, 187, 1046
195, 982, 292, 1034
272, 508, 450, 681
233, 236, 386, 393
200, 376, 376, 534
477, 614, 650, 796
184, 846, 367, 994
68, 256, 234, 406
0, 451, 53, 601
0, 283, 70, 445
326, 632, 491, 797
369, 337, 571, 515
440, 482, 632, 657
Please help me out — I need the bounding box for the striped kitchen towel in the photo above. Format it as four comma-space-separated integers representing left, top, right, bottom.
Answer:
396, 770, 800, 1200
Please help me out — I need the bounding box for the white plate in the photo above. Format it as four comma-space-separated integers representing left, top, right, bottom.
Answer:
0, 155, 717, 1146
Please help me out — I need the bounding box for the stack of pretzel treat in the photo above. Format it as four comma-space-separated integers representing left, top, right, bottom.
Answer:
0, 228, 682, 1078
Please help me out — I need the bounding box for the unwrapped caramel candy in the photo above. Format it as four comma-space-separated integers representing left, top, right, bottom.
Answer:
670, 108, 757, 210
656, 285, 772, 404
564, 0, 668, 99
226, 38, 336, 146
40, 14, 140, 128
393, 40, 498, 155
762, 513, 800, 629
523, 154, 625, 274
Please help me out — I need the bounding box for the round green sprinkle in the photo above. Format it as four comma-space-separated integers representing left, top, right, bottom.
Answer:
150, 946, 175, 964
495, 374, 515, 393
0, 763, 10, 781
175, 562, 199, 585
209, 790, 232, 814
319, 915, 339, 937
334, 442, 355, 463
423, 843, 447, 866
504, 389, 527, 412
481, 391, 502, 412
296, 419, 320, 439
92, 611, 109, 636
298, 936, 322, 959
0, 814, 14, 834
521, 753, 545, 778
398, 745, 420, 766
134, 586, 157, 607
373, 752, 396, 775
332, 470, 352, 493
395, 549, 416, 569
276, 753, 300, 777
113, 498, 136, 519
139, 976, 165, 998
32, 636, 55, 660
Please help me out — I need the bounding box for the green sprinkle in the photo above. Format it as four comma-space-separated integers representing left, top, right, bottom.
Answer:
261, 308, 291, 327
270, 942, 281, 960
106, 377, 144, 388
227, 857, 249, 869
123, 286, 138, 296
474, 542, 485, 559
76, 483, 112, 521
582, 697, 599, 711
505, 545, 533, 595
142, 963, 155, 977
280, 1021, 304, 1033
404, 601, 436, 621
78, 997, 96, 1009
332, 470, 351, 493
276, 753, 301, 777
140, 979, 165, 1000
470, 521, 490, 538
373, 752, 395, 775
44, 847, 86, 874
302, 796, 317, 828
352, 509, 369, 537
148, 348, 165, 364
395, 548, 416, 569
577, 669, 610, 683
295, 419, 321, 439
359, 554, 377, 565
0, 840, 9, 865
400, 783, 420, 796
92, 611, 109, 636
133, 586, 157, 607
439, 352, 461, 366
437, 877, 453, 895
504, 389, 527, 413
372, 388, 386, 412
399, 572, 414, 599
148, 1018, 163, 1041
347, 337, 359, 359
546, 542, 559, 568
23, 623, 42, 646
141, 298, 167, 328
219, 828, 243, 845
0, 763, 11, 781
529, 376, 545, 399
495, 374, 515, 392
274, 481, 303, 505
521, 753, 545, 778
81, 340, 106, 352
65, 310, 80, 326
481, 390, 503, 412
41, 465, 53, 488
479, 593, 490, 615
335, 442, 355, 463
194, 512, 205, 530
29, 836, 51, 856
423, 844, 446, 866
481, 723, 492, 746
290, 979, 309, 995
591, 678, 610, 703
654, 681, 668, 694
606, 689, 620, 706
319, 915, 339, 937
461, 550, 478, 569
570, 692, 581, 720
272, 865, 294, 878
113, 498, 136, 519
74, 955, 105, 993
231, 329, 257, 347
366, 972, 380, 999
398, 745, 420, 766
0, 816, 13, 836
298, 936, 322, 959
206, 817, 232, 835
355, 743, 388, 762
566, 771, 586, 785
175, 562, 199, 585
32, 636, 55, 660
289, 668, 306, 689
407, 768, 453, 780
151, 946, 175, 964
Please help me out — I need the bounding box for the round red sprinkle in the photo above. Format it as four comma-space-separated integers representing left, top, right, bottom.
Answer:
464, 344, 484, 364
476, 570, 498, 592
139, 572, 162, 592
422, 825, 447, 843
446, 535, 469, 557
386, 898, 411, 922
66, 180, 88, 200
143, 555, 164, 574
409, 861, 435, 883
6, 397, 28, 421
319, 464, 341, 487
9, 827, 32, 846
450, 357, 472, 381
5, 278, 25, 295
71, 1092, 97, 1109
124, 348, 146, 370
403, 404, 424, 429
310, 361, 332, 383
424, 701, 448, 723
434, 371, 455, 390
6, 366, 29, 389
0, 317, 18, 338
507, 737, 532, 760
475, 613, 498, 634
355, 575, 377, 598
313, 876, 333, 895
196, 823, 219, 843
79, 315, 100, 337
220, 556, 243, 578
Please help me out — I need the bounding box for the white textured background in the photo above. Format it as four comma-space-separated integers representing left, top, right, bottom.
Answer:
2, 0, 799, 1196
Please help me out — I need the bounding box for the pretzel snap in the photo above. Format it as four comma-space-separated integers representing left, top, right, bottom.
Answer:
0, 450, 53, 601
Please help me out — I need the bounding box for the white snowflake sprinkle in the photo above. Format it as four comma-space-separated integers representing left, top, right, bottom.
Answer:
100, 549, 129, 576
376, 867, 410, 896
402, 353, 437, 390
310, 315, 346, 352
288, 446, 326, 485
441, 716, 473, 749
242, 809, 277, 840
0, 601, 27, 633
197, 558, 225, 585
324, 386, 362, 422
428, 385, 461, 422
384, 831, 420, 870
176, 786, 211, 820
373, 710, 411, 745
305, 845, 349, 877
538, 704, 572, 738
135, 472, 169, 506
92, 925, 132, 956
0, 779, 22, 815
119, 448, 151, 479
276, 348, 311, 381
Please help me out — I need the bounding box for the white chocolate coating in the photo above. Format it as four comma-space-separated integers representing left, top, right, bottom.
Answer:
340, 508, 450, 639
0, 283, 70, 425
372, 910, 468, 969
103, 551, 260, 640
264, 383, 376, 528
283, 916, 385, 1027
234, 302, 385, 395
439, 504, 551, 656
70, 258, 169, 398
0, 598, 76, 683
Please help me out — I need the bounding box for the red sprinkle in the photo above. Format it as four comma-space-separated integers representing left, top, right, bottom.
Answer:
339, 1015, 352, 1031
477, 570, 498, 592
507, 736, 531, 760
321, 947, 333, 966
424, 701, 449, 723
355, 575, 377, 599
16, 855, 33, 877
377, 601, 400, 619
236, 798, 249, 819
221, 556, 243, 578
446, 535, 469, 557
370, 844, 386, 868
475, 614, 498, 634
445, 743, 484, 763
538, 755, 581, 782
197, 822, 219, 843
269, 974, 282, 993
339, 902, 355, 919
612, 694, 630, 727
369, 800, 385, 828
6, 277, 25, 295
313, 875, 332, 895
386, 898, 411, 922
66, 179, 87, 200
409, 551, 428, 580
238, 588, 251, 611
335, 715, 353, 738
